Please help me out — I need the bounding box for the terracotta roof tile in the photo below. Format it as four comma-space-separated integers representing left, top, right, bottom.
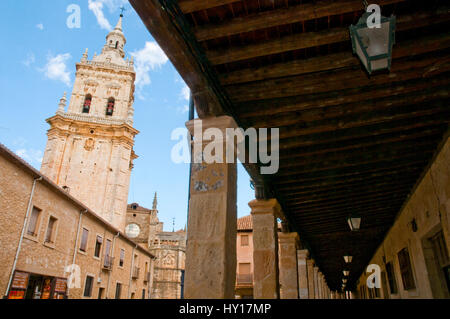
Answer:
237, 215, 252, 230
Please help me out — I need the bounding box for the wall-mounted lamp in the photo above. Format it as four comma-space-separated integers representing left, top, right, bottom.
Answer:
349, 6, 396, 74
344, 255, 353, 263
347, 214, 361, 231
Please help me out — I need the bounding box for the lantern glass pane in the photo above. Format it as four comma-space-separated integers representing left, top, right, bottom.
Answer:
356, 20, 390, 58
344, 255, 353, 263
371, 58, 389, 71
354, 35, 368, 70
348, 216, 361, 230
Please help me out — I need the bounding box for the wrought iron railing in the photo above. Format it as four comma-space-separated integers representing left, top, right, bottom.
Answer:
132, 266, 140, 279
103, 256, 114, 270
236, 273, 253, 284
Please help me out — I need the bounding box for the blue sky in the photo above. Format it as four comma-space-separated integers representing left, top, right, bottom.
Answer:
1, 0, 254, 231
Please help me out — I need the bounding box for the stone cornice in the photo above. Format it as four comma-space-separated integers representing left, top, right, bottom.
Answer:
51, 112, 138, 134
46, 114, 139, 146
76, 60, 135, 74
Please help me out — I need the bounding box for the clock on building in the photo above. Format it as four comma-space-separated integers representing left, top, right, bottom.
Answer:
125, 223, 140, 238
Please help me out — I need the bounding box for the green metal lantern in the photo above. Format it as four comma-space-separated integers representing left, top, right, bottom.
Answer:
350, 12, 396, 74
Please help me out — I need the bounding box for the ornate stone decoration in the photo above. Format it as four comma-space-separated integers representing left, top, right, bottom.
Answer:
84, 138, 95, 151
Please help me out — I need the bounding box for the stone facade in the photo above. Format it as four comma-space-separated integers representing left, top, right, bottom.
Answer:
125, 202, 186, 299
356, 136, 450, 299
40, 15, 137, 231
0, 144, 154, 299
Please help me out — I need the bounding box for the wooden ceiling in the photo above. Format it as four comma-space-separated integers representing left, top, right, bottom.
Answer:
130, 0, 450, 291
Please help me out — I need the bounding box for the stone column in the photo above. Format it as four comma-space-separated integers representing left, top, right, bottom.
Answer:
306, 259, 315, 299
318, 272, 324, 299
184, 116, 238, 299
313, 267, 319, 299
278, 232, 299, 299
250, 198, 281, 299
297, 249, 309, 299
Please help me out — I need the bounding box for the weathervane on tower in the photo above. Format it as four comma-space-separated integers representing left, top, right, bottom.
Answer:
120, 6, 126, 17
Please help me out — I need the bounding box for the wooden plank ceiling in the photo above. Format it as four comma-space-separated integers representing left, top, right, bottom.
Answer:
130, 0, 450, 291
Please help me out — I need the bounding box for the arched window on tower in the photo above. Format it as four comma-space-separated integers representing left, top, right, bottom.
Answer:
82, 95, 92, 113
115, 41, 119, 49
106, 98, 115, 116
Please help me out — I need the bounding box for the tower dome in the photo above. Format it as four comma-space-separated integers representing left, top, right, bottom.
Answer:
94, 14, 128, 65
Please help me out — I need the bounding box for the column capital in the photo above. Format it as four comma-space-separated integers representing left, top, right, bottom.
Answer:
278, 232, 299, 244
297, 249, 309, 259
186, 115, 238, 135
249, 198, 282, 217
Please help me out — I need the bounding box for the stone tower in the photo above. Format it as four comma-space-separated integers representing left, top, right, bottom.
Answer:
41, 15, 138, 231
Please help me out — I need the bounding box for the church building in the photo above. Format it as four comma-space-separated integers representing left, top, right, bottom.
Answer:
40, 14, 138, 231
0, 14, 159, 300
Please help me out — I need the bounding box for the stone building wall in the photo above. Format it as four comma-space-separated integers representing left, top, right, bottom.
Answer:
356, 136, 450, 299
150, 239, 186, 299
0, 145, 154, 299
125, 203, 186, 299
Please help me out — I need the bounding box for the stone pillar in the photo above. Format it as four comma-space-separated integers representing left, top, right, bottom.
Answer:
278, 232, 299, 299
306, 259, 315, 299
313, 267, 319, 299
184, 116, 238, 299
250, 198, 281, 299
297, 249, 309, 299
319, 272, 324, 299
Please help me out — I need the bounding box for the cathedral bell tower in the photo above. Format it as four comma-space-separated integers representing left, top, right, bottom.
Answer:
41, 15, 138, 231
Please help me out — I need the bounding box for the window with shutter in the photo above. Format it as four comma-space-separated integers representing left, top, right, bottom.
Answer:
80, 228, 89, 252
398, 247, 416, 290
27, 207, 41, 236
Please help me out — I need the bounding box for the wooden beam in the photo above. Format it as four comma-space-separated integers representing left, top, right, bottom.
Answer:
277, 116, 449, 151
284, 184, 413, 204
220, 33, 450, 85
279, 127, 443, 159
288, 196, 404, 213
195, 0, 406, 41
273, 158, 428, 186
286, 187, 410, 207
275, 100, 449, 140
250, 87, 449, 128
276, 147, 434, 177
283, 184, 412, 206
178, 0, 240, 14
278, 175, 420, 197
237, 74, 449, 119
278, 139, 437, 172
206, 9, 450, 65
227, 53, 449, 102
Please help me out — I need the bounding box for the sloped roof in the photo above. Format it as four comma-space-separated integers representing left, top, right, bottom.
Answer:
237, 215, 252, 231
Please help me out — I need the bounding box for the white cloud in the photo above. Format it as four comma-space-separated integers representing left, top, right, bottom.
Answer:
41, 53, 72, 86
36, 23, 44, 30
88, 0, 127, 31
177, 104, 189, 114
16, 149, 43, 165
181, 84, 190, 101
22, 53, 35, 67
130, 42, 169, 98
88, 0, 112, 31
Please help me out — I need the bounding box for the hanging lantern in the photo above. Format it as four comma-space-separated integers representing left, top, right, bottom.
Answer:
347, 214, 361, 231
343, 270, 350, 277
349, 10, 396, 74
343, 255, 353, 263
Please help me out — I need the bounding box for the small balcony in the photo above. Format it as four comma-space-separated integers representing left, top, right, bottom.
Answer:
132, 266, 140, 279
144, 272, 151, 283
236, 273, 253, 285
103, 256, 114, 271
